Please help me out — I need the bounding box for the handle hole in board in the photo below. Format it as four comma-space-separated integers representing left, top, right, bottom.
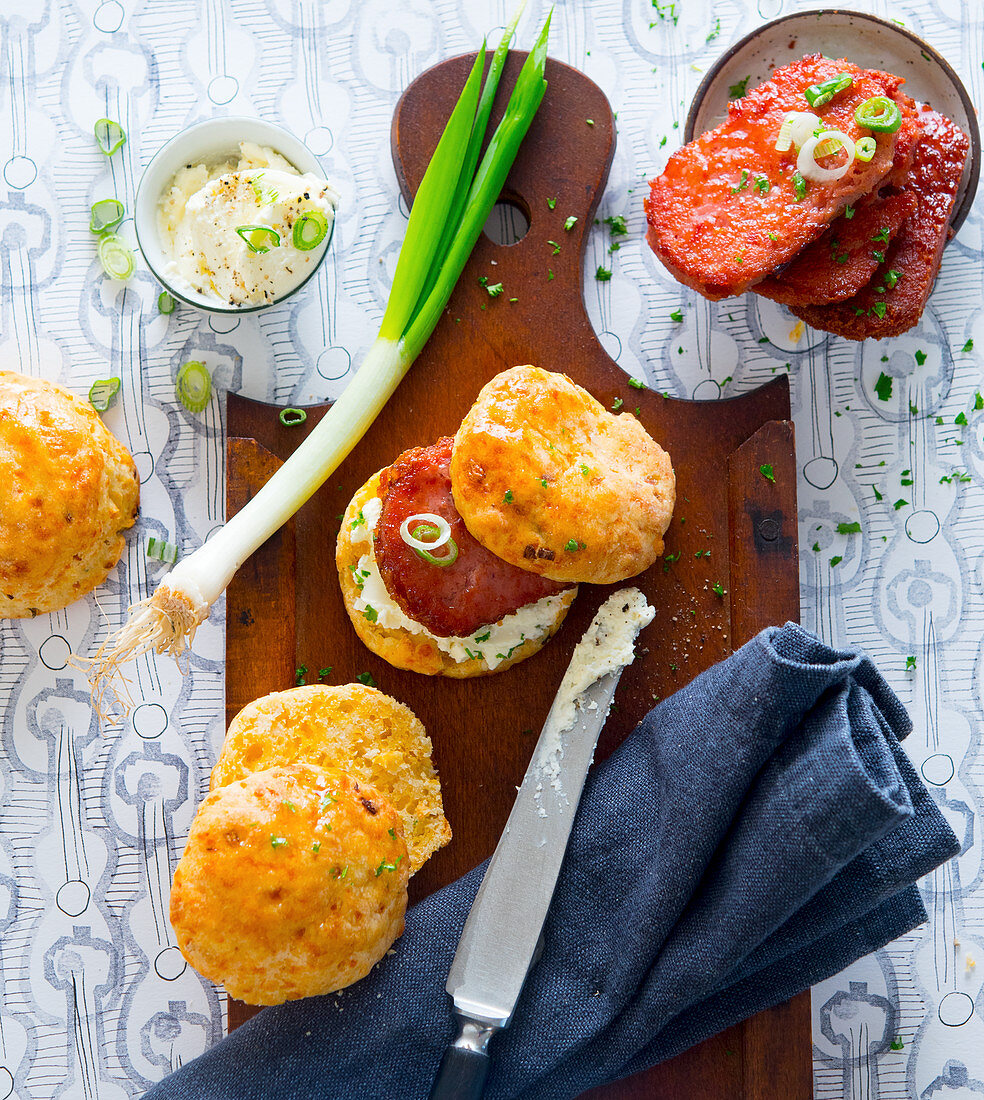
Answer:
483, 199, 530, 246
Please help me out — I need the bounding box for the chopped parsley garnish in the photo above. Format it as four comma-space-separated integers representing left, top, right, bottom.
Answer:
871, 227, 890, 243
503, 489, 514, 503
890, 1037, 905, 1051
914, 349, 927, 365
362, 605, 378, 623
962, 338, 974, 353
874, 372, 893, 401
893, 499, 908, 511
829, 556, 843, 567
792, 172, 807, 201
486, 282, 504, 297
754, 175, 770, 195
311, 842, 321, 853
884, 269, 901, 289
759, 463, 775, 483
611, 397, 624, 411
605, 214, 628, 236
836, 522, 861, 534
731, 168, 750, 194
872, 249, 885, 263
975, 392, 983, 410
844, 205, 855, 219
295, 665, 308, 685
712, 582, 726, 597
318, 666, 332, 681
768, 231, 779, 241
955, 412, 968, 426
356, 671, 377, 687
350, 510, 366, 529
670, 308, 683, 322
728, 75, 750, 98
548, 240, 561, 255
628, 377, 646, 390
580, 463, 591, 477
547, 197, 557, 210
872, 301, 887, 319
595, 265, 612, 281
270, 836, 288, 849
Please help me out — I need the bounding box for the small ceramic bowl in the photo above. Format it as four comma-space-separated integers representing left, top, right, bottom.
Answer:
685, 9, 980, 232
134, 116, 335, 314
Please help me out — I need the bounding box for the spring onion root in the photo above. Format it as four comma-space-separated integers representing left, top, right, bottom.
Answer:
83, 6, 552, 713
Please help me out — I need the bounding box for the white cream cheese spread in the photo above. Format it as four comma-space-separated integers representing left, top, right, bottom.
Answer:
157, 141, 339, 306
350, 495, 568, 671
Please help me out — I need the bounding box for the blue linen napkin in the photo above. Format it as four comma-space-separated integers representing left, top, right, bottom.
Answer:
147, 622, 958, 1100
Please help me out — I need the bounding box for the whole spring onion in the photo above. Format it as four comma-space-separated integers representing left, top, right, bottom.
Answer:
82, 7, 552, 712
798, 130, 855, 184
94, 118, 127, 156
804, 73, 852, 109
855, 96, 902, 133
176, 361, 212, 413
89, 199, 125, 234
293, 211, 329, 251
855, 136, 877, 163
98, 233, 136, 280
236, 224, 281, 253
88, 377, 121, 412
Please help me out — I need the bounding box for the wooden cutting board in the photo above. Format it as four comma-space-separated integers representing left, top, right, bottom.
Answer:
223, 52, 811, 1100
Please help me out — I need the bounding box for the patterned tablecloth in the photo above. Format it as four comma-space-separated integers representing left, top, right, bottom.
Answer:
1, 0, 982, 1096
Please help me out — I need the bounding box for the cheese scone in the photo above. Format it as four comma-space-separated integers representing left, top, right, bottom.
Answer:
211, 683, 451, 874
0, 370, 139, 618
451, 366, 676, 584
170, 764, 408, 1005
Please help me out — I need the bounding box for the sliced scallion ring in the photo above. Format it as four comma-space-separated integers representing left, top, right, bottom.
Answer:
775, 111, 822, 153
235, 224, 281, 253
175, 360, 212, 414
279, 407, 307, 427
158, 290, 176, 314
400, 513, 451, 551
804, 73, 853, 109
94, 118, 127, 156
797, 130, 856, 184
146, 536, 179, 564
88, 377, 121, 412
292, 211, 329, 251
89, 198, 125, 234
854, 96, 902, 133
399, 517, 459, 567
97, 233, 136, 280
855, 136, 877, 163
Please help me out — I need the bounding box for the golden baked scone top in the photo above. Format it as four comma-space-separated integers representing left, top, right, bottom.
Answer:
451, 366, 675, 584
212, 683, 451, 874
170, 764, 408, 1005
0, 369, 139, 618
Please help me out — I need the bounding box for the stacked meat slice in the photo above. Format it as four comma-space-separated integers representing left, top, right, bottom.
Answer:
645, 56, 969, 340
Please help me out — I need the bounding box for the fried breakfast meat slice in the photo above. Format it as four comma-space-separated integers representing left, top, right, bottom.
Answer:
754, 191, 918, 306
374, 437, 570, 639
645, 56, 913, 299
792, 108, 969, 340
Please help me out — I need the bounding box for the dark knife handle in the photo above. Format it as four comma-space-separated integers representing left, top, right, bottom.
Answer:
428, 1045, 490, 1100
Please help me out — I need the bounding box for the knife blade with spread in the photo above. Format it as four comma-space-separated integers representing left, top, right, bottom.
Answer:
428, 587, 656, 1100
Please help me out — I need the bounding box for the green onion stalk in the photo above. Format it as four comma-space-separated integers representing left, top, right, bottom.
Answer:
86, 7, 549, 710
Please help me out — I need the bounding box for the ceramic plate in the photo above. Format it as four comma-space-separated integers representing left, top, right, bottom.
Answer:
685, 8, 980, 231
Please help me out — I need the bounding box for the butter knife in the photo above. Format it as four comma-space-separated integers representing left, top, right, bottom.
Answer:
428, 587, 655, 1100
